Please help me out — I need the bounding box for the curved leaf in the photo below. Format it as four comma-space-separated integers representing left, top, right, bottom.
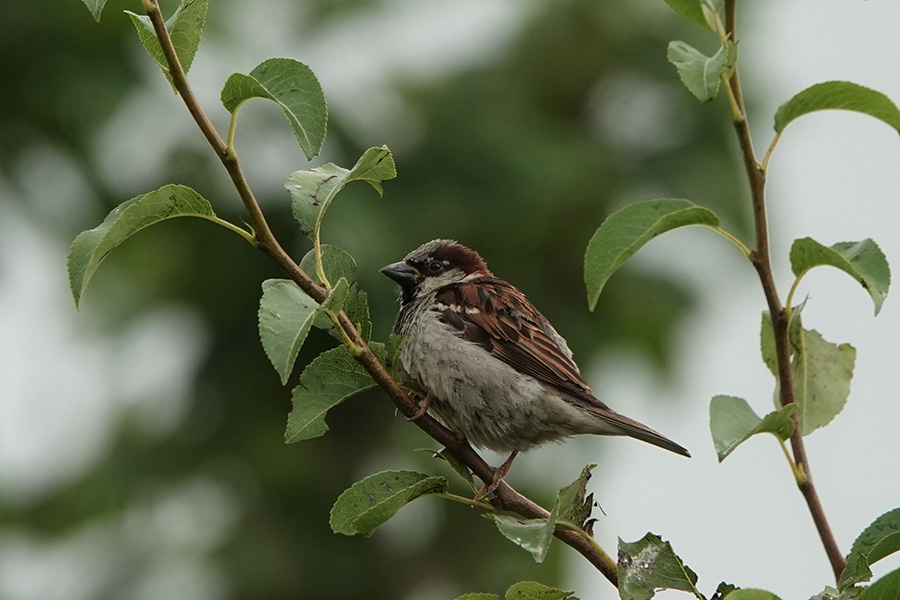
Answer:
126, 0, 209, 82
258, 279, 319, 385
80, 0, 107, 21
663, 0, 722, 32
790, 237, 890, 315
284, 344, 383, 443
221, 58, 327, 159
68, 184, 216, 308
760, 314, 856, 436
724, 591, 783, 600
667, 40, 737, 103
585, 199, 720, 310
491, 465, 596, 564
858, 569, 900, 600
329, 470, 447, 536
709, 395, 796, 462
839, 507, 900, 591
774, 81, 900, 135
285, 146, 396, 236
300, 245, 372, 341
505, 581, 574, 600
617, 533, 699, 600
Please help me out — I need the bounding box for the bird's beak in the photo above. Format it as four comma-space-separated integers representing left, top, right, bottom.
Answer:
380, 261, 420, 286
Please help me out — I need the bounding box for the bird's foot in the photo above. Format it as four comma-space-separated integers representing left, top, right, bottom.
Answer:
475, 451, 519, 500
406, 393, 433, 421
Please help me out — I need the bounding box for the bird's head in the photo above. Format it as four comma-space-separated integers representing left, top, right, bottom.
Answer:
381, 239, 491, 303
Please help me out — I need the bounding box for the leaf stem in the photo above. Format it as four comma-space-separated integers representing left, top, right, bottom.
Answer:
435, 492, 495, 511
202, 214, 256, 244
778, 439, 807, 485
706, 224, 752, 260
760, 131, 782, 174
556, 520, 618, 576
226, 107, 240, 158
141, 0, 619, 585
784, 271, 809, 319
723, 0, 845, 581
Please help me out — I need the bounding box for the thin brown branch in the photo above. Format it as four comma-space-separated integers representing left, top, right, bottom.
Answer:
142, 0, 618, 585
724, 0, 846, 581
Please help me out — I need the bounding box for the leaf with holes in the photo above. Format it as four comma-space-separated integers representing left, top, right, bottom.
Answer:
617, 533, 700, 600
790, 237, 890, 315
330, 470, 447, 536
221, 58, 327, 159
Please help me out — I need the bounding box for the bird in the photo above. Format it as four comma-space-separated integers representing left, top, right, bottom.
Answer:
381, 239, 690, 495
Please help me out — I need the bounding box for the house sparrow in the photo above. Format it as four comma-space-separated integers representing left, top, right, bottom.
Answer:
382, 239, 689, 492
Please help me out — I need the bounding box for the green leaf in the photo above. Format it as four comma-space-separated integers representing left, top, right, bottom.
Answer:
790, 238, 891, 315
667, 40, 737, 102
386, 334, 411, 385
712, 583, 739, 600
285, 146, 396, 237
299, 245, 372, 341
320, 277, 350, 314
858, 569, 900, 600
221, 58, 328, 160
585, 199, 720, 310
505, 581, 575, 600
724, 591, 783, 600
490, 515, 550, 562
329, 470, 447, 536
839, 554, 874, 594
618, 534, 700, 600
773, 81, 900, 135
491, 466, 596, 563
709, 395, 796, 462
558, 464, 596, 530
68, 184, 217, 308
126, 0, 209, 83
433, 448, 476, 490
839, 508, 900, 591
284, 344, 382, 443
760, 314, 856, 435
81, 0, 107, 21
258, 279, 319, 385
663, 0, 719, 32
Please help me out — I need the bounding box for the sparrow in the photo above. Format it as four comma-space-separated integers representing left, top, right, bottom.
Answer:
381, 239, 689, 493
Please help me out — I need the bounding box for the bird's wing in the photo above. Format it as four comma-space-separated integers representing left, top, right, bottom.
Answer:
434, 278, 610, 410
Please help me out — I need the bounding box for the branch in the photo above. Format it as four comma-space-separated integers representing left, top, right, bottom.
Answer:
724, 0, 845, 581
142, 0, 618, 586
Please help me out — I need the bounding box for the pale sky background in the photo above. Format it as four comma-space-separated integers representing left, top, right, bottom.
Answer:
1, 1, 898, 599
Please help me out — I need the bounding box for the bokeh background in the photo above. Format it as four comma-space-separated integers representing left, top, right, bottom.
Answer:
1, 1, 897, 599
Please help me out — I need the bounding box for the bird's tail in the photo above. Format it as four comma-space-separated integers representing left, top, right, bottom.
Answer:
590, 408, 691, 457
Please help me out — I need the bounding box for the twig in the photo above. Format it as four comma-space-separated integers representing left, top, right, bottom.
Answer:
142, 0, 619, 586
723, 0, 846, 581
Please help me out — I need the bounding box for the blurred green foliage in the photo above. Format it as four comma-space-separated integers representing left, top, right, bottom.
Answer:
1, 0, 746, 598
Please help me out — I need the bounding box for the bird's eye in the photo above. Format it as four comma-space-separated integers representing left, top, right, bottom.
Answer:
427, 260, 444, 273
